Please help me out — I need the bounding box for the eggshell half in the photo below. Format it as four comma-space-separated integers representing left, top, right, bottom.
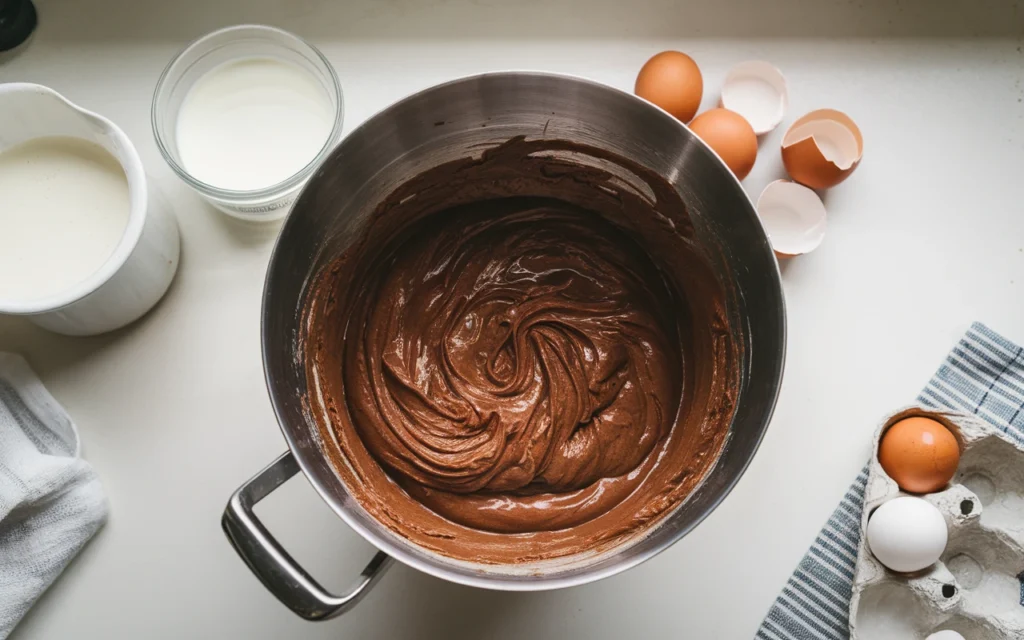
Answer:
720, 61, 788, 135
781, 109, 863, 189
756, 180, 826, 258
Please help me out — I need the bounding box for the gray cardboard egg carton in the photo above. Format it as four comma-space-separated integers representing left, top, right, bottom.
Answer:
849, 406, 1024, 639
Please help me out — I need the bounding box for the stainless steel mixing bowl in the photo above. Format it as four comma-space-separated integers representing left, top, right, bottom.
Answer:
223, 72, 786, 620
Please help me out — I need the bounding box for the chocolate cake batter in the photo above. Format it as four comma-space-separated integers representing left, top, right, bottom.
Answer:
304, 137, 740, 564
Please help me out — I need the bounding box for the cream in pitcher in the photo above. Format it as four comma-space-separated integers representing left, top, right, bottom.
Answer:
0, 136, 130, 302
0, 83, 179, 335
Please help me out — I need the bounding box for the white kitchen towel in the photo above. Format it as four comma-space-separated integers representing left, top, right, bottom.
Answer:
0, 353, 108, 638
756, 322, 1024, 639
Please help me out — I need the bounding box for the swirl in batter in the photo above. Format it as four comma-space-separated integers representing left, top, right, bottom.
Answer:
306, 137, 739, 563
349, 200, 679, 534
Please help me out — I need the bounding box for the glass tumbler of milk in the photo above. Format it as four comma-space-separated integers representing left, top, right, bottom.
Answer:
152, 25, 343, 221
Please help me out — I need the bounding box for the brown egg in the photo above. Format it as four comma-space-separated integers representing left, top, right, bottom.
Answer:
781, 109, 863, 189
635, 51, 703, 123
878, 416, 960, 494
688, 108, 757, 180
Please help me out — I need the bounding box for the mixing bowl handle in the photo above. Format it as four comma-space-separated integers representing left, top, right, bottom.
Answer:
222, 451, 393, 620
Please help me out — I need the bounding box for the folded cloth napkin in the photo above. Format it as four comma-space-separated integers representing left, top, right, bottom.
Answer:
0, 353, 108, 638
756, 322, 1024, 639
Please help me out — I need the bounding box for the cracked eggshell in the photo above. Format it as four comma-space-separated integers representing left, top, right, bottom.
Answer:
756, 180, 826, 258
720, 61, 788, 135
781, 109, 863, 189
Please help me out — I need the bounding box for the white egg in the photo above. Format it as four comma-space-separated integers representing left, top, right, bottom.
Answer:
926, 631, 966, 640
867, 496, 948, 573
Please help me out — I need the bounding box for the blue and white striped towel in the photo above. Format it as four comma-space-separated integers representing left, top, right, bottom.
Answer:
756, 322, 1024, 640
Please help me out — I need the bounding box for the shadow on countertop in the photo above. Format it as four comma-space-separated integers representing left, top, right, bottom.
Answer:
30, 0, 1024, 42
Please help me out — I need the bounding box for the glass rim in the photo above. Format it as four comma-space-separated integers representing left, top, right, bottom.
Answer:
151, 24, 344, 201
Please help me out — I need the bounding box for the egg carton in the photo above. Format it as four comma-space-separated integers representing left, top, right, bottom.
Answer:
849, 406, 1024, 639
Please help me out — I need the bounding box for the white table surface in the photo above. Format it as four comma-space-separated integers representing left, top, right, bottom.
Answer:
2, 0, 1023, 637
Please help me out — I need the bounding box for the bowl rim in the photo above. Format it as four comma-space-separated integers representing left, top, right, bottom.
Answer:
262, 70, 787, 591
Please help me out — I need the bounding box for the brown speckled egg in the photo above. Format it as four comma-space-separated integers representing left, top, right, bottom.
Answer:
688, 108, 757, 180
878, 416, 960, 494
635, 51, 703, 123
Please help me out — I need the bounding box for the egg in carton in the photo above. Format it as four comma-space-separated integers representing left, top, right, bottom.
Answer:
849, 406, 1024, 639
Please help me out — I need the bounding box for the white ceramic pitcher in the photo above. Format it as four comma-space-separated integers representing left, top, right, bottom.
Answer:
0, 83, 180, 336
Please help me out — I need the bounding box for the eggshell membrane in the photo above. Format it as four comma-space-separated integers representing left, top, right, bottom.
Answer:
878, 416, 961, 494
756, 180, 826, 258
634, 51, 704, 123
782, 109, 863, 189
720, 61, 788, 135
688, 108, 757, 180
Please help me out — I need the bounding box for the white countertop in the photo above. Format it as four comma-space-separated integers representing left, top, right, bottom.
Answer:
2, 0, 1023, 637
